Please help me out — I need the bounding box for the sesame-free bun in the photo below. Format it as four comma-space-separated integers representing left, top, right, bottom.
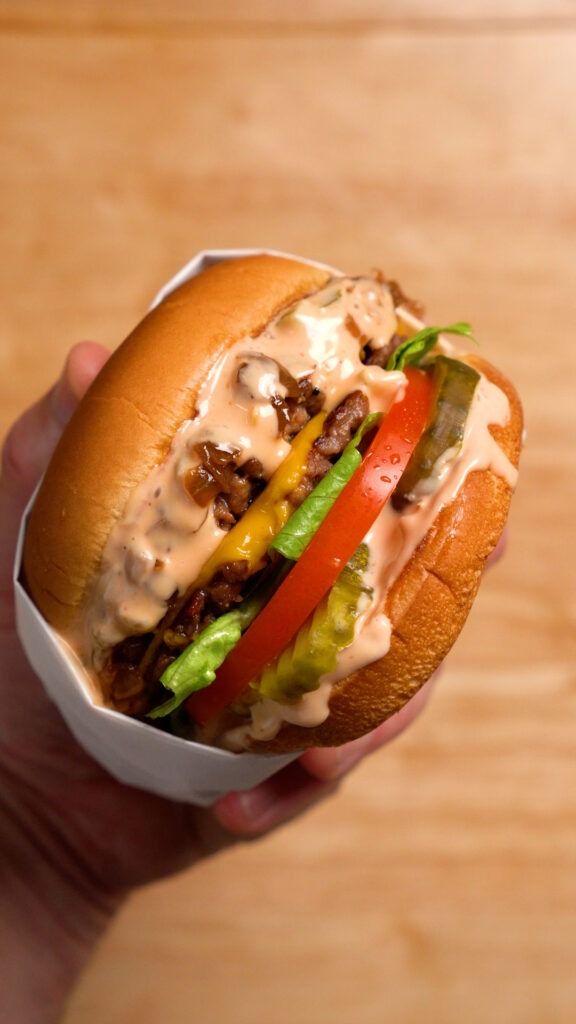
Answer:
23, 255, 330, 632
237, 356, 523, 752
23, 256, 522, 755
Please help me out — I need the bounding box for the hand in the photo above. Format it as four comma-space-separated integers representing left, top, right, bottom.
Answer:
0, 343, 432, 1023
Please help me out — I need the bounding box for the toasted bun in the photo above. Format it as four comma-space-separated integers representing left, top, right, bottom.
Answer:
24, 257, 522, 756
238, 356, 523, 753
23, 255, 330, 631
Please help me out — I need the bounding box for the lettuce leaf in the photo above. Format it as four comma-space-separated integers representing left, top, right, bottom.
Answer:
386, 322, 474, 372
270, 413, 381, 562
148, 611, 248, 720
148, 573, 283, 719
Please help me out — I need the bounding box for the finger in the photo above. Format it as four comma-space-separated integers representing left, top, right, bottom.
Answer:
486, 530, 507, 569
214, 676, 438, 835
1, 342, 110, 503
64, 341, 111, 407
299, 675, 436, 782
212, 762, 338, 838
0, 342, 110, 587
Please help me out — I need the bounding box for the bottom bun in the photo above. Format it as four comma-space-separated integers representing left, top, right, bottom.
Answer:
227, 356, 522, 754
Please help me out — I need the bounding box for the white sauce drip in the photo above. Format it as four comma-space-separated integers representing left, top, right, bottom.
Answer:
236, 354, 287, 402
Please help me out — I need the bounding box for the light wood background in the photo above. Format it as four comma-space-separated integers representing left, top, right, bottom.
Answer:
2, 4, 575, 1023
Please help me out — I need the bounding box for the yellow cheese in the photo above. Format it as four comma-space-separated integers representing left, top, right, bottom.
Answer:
195, 412, 327, 586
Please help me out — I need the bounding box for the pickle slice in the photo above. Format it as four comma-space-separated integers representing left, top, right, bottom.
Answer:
253, 545, 371, 705
393, 356, 480, 508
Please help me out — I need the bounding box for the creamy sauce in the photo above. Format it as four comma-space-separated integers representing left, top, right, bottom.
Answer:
84, 277, 400, 659
237, 354, 287, 401
228, 365, 518, 747
224, 682, 334, 752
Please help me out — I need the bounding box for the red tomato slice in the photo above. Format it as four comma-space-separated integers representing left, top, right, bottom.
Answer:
187, 367, 433, 725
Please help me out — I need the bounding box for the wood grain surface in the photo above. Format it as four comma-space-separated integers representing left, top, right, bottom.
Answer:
1, 4, 575, 1023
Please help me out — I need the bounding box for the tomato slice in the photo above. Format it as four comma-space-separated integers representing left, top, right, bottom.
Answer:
187, 367, 433, 725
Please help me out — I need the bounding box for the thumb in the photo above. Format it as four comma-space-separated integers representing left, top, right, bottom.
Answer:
0, 342, 110, 585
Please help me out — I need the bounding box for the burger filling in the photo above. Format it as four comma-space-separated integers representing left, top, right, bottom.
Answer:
81, 274, 516, 745
104, 386, 371, 714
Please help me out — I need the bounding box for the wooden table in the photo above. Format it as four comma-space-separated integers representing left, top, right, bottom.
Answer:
2, 4, 575, 1022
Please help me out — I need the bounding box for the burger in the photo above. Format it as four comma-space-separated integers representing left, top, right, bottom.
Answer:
23, 253, 523, 754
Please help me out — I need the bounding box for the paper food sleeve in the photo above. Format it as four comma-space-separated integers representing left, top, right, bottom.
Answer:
14, 249, 335, 806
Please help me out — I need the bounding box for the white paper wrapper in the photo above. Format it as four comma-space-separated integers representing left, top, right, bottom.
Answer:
14, 248, 336, 806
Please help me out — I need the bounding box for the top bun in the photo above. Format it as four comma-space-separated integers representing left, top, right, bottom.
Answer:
23, 255, 330, 632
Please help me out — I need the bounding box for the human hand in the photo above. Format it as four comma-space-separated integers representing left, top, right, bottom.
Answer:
0, 343, 432, 1022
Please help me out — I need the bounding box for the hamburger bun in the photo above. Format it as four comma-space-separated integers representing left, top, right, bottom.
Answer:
23, 254, 522, 752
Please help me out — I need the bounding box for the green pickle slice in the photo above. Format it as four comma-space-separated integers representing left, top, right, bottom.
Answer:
253, 545, 372, 705
394, 356, 480, 508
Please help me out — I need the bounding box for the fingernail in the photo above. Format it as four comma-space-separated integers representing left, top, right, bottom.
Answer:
235, 786, 272, 825
328, 734, 374, 779
50, 366, 77, 427
216, 785, 274, 835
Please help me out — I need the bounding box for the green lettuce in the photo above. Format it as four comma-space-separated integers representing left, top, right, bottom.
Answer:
148, 586, 270, 720
148, 612, 246, 720
270, 413, 380, 562
386, 322, 474, 372
255, 545, 371, 704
